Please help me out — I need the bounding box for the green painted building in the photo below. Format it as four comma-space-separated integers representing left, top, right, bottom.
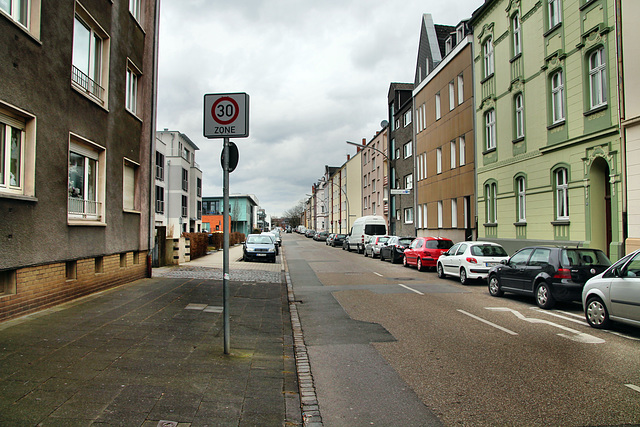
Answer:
469, 0, 622, 260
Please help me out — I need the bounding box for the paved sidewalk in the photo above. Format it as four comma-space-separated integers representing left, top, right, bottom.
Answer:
0, 248, 301, 426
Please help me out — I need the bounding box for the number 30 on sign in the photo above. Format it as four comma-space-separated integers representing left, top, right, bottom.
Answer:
203, 93, 250, 138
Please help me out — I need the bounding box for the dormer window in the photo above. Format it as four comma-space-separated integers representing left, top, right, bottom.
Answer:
456, 24, 464, 43
445, 36, 453, 55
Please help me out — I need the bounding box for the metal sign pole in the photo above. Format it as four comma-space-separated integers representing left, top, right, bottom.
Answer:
223, 137, 230, 354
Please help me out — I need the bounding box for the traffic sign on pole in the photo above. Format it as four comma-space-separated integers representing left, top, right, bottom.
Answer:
203, 93, 249, 138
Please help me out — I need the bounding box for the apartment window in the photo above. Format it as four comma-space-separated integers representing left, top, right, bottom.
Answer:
129, 0, 141, 21
390, 138, 395, 160
516, 176, 526, 222
404, 174, 413, 190
403, 141, 412, 158
155, 185, 164, 213
68, 135, 105, 222
456, 25, 464, 43
0, 0, 27, 27
404, 207, 413, 224
548, 0, 561, 28
436, 148, 442, 174
197, 177, 202, 197
372, 179, 376, 192
423, 204, 428, 229
555, 168, 569, 220
155, 151, 164, 180
395, 209, 400, 221
0, 112, 22, 193
435, 93, 441, 120
485, 182, 497, 224
417, 203, 422, 229
451, 199, 458, 228
372, 202, 376, 215
485, 109, 496, 150
125, 64, 139, 115
483, 37, 494, 78
123, 159, 138, 211
182, 168, 188, 191
589, 48, 607, 109
445, 36, 453, 55
181, 195, 188, 217
404, 110, 412, 127
449, 82, 455, 111
197, 201, 202, 219
72, 8, 109, 103
512, 13, 522, 57
515, 94, 525, 138
457, 74, 464, 105
459, 136, 466, 166
450, 141, 456, 169
395, 119, 400, 129
437, 201, 443, 228
551, 70, 565, 123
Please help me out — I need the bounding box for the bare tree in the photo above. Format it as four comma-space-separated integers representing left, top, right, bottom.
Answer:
283, 199, 306, 228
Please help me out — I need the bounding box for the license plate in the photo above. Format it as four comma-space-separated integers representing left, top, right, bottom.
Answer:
485, 262, 498, 267
256, 253, 266, 257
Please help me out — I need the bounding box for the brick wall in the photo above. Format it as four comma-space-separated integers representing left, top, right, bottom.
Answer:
0, 252, 148, 323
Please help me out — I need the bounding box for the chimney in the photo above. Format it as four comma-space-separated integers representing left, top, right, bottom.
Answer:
347, 154, 351, 161
362, 138, 366, 145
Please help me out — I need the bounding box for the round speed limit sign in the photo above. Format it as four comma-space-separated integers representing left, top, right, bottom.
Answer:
212, 97, 239, 125
203, 93, 249, 138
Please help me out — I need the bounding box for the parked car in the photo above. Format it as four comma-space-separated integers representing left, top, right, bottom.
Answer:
314, 231, 329, 241
403, 237, 454, 271
380, 236, 415, 263
583, 249, 640, 329
346, 215, 387, 253
305, 229, 316, 238
326, 234, 336, 246
332, 234, 347, 248
243, 234, 277, 263
265, 230, 281, 247
364, 235, 390, 258
488, 246, 611, 309
437, 241, 509, 285
263, 233, 279, 255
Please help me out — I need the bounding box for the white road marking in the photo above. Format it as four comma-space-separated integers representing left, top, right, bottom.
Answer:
373, 272, 383, 277
530, 307, 588, 326
531, 308, 640, 342
625, 384, 640, 393
398, 284, 424, 295
457, 309, 518, 335
487, 307, 604, 344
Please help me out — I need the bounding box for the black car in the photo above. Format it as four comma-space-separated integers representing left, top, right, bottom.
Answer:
487, 246, 611, 309
380, 236, 415, 263
332, 234, 346, 247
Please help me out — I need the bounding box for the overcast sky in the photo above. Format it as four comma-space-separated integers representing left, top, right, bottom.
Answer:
156, 0, 481, 217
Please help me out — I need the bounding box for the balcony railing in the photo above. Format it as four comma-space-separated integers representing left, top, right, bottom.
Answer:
481, 75, 495, 101
510, 55, 523, 81
68, 197, 102, 220
72, 66, 104, 101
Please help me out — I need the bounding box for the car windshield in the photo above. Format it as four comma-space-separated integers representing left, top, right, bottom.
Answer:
425, 240, 453, 249
398, 238, 413, 246
562, 249, 611, 267
377, 237, 390, 244
471, 244, 508, 257
247, 235, 273, 244
336, 234, 346, 238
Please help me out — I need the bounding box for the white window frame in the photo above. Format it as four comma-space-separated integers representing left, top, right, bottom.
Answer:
451, 199, 458, 228
449, 82, 455, 111
0, 0, 40, 37
404, 207, 414, 224
589, 47, 607, 109
437, 201, 443, 228
450, 140, 456, 169
512, 12, 522, 57
423, 204, 428, 229
517, 176, 526, 222
445, 36, 453, 55
485, 109, 496, 150
68, 133, 106, 224
123, 158, 139, 212
0, 102, 36, 198
129, 0, 141, 22
551, 70, 565, 123
126, 61, 141, 116
403, 110, 412, 127
404, 173, 413, 190
457, 74, 464, 105
155, 185, 164, 214
483, 37, 494, 77
548, 0, 561, 28
515, 93, 525, 138
436, 148, 442, 174
555, 168, 569, 220
435, 93, 441, 120
403, 141, 412, 159
485, 183, 497, 224
459, 136, 466, 166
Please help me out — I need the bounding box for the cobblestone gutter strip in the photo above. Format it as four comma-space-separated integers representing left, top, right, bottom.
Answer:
282, 255, 324, 427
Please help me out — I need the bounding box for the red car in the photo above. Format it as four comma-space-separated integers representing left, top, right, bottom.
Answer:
403, 237, 454, 271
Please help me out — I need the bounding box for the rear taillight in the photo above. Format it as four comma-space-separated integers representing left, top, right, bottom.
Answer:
553, 268, 571, 279
466, 257, 478, 264
361, 235, 365, 243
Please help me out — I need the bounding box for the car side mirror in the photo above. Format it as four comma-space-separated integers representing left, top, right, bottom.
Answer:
500, 259, 507, 265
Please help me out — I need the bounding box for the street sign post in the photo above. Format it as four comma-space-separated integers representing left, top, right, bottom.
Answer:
390, 189, 411, 195
203, 93, 250, 355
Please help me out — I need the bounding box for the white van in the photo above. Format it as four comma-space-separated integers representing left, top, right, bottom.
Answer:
347, 215, 387, 254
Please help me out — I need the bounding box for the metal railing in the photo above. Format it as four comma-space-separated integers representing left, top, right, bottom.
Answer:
68, 197, 102, 220
72, 66, 104, 101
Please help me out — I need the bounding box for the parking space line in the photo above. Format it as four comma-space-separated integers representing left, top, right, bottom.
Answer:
457, 309, 518, 335
625, 384, 640, 393
530, 307, 588, 326
398, 284, 424, 295
373, 272, 383, 277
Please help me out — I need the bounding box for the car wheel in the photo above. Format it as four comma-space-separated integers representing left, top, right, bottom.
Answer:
403, 255, 408, 267
488, 275, 503, 297
535, 282, 556, 309
380, 252, 385, 261
460, 268, 469, 285
585, 296, 610, 329
364, 249, 368, 257
437, 263, 446, 279
417, 258, 424, 272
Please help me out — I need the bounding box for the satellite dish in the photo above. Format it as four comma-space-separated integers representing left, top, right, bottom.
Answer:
380, 120, 389, 129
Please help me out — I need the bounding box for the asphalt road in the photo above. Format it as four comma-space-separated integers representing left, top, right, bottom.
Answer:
284, 233, 640, 426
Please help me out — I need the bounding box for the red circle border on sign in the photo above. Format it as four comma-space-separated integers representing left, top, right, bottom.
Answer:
212, 96, 240, 125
